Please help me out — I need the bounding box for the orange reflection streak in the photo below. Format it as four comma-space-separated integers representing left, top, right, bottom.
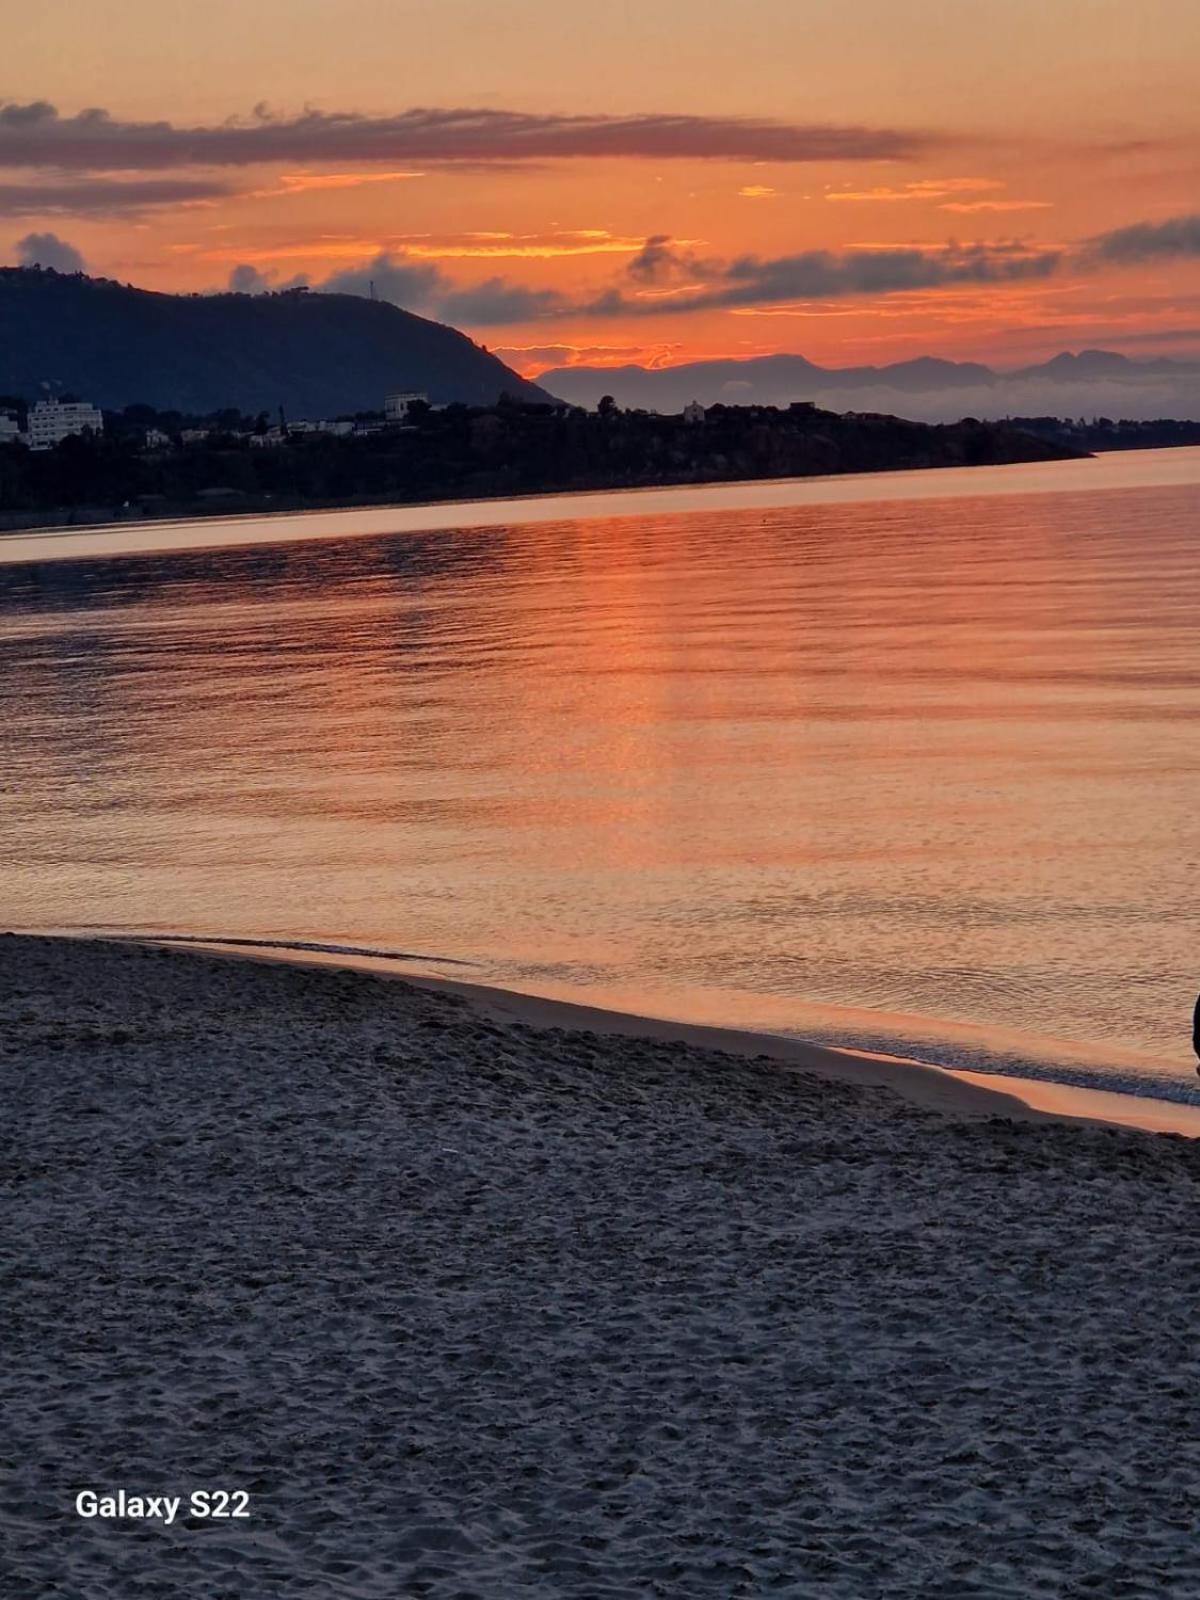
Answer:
6, 458, 1196, 1086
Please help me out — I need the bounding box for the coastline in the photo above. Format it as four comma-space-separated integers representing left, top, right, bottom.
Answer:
7, 446, 1187, 569
102, 934, 1200, 1138
21, 930, 1200, 1136
6, 930, 1200, 1596
0, 416, 1088, 547
3, 442, 1197, 571
0, 454, 1075, 545
415, 971, 1200, 1139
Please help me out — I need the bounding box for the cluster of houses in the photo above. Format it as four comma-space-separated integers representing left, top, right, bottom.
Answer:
209, 390, 436, 450
244, 391, 435, 450
0, 391, 727, 455
0, 398, 106, 451
0, 391, 433, 454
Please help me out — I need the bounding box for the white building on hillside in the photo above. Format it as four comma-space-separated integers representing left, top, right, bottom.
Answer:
385, 391, 428, 423
682, 400, 707, 424
26, 398, 104, 451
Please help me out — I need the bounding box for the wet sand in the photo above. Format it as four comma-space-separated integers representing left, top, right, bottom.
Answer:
4, 933, 1200, 1597
401, 967, 1200, 1139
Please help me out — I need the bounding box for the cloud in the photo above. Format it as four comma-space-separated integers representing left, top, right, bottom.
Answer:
1089, 213, 1200, 262
581, 238, 1064, 317
434, 278, 566, 326
0, 175, 229, 217
226, 261, 313, 294
321, 249, 447, 307
220, 244, 554, 320
626, 234, 684, 285
0, 99, 931, 172
232, 205, 1200, 333
738, 185, 776, 199
228, 263, 272, 293
623, 234, 715, 287
14, 230, 85, 271
303, 232, 1067, 330
305, 250, 562, 325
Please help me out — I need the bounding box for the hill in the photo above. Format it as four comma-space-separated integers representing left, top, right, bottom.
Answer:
0, 268, 550, 415
539, 349, 1200, 423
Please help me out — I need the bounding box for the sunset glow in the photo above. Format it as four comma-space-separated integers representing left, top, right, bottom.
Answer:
4, 0, 1199, 373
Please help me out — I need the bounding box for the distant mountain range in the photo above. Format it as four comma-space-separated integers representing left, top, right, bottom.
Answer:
0, 268, 549, 416
539, 349, 1200, 423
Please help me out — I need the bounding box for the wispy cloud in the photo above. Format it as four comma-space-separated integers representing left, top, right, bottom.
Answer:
220, 229, 649, 262
940, 200, 1053, 213
251, 170, 425, 196
395, 230, 649, 260
491, 343, 680, 374
826, 178, 1003, 203
0, 99, 933, 172
0, 175, 230, 217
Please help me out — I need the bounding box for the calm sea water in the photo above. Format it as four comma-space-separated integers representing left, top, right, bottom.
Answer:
2, 449, 1198, 1102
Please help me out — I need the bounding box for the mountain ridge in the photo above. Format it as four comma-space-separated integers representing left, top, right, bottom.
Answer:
539, 348, 1200, 421
0, 268, 550, 416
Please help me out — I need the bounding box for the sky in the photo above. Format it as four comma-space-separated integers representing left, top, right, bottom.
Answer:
4, 0, 1200, 374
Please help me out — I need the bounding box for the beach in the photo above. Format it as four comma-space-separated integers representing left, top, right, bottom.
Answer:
4, 933, 1200, 1597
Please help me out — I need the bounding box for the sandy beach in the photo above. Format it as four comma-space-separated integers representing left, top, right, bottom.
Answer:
4, 933, 1200, 1597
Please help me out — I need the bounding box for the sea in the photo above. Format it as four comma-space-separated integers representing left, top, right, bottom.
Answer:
2, 447, 1198, 1105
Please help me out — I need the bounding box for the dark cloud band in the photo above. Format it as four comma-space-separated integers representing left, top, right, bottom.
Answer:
0, 176, 229, 217
1088, 213, 1200, 263
581, 240, 1064, 317
0, 100, 928, 171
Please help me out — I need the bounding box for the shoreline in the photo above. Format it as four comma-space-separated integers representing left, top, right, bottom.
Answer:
9, 446, 1198, 570
0, 437, 1089, 544
102, 933, 1200, 1138
413, 970, 1200, 1140
0, 455, 1070, 544
4, 437, 1199, 550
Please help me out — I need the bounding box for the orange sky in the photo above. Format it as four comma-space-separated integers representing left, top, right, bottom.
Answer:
4, 0, 1199, 372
